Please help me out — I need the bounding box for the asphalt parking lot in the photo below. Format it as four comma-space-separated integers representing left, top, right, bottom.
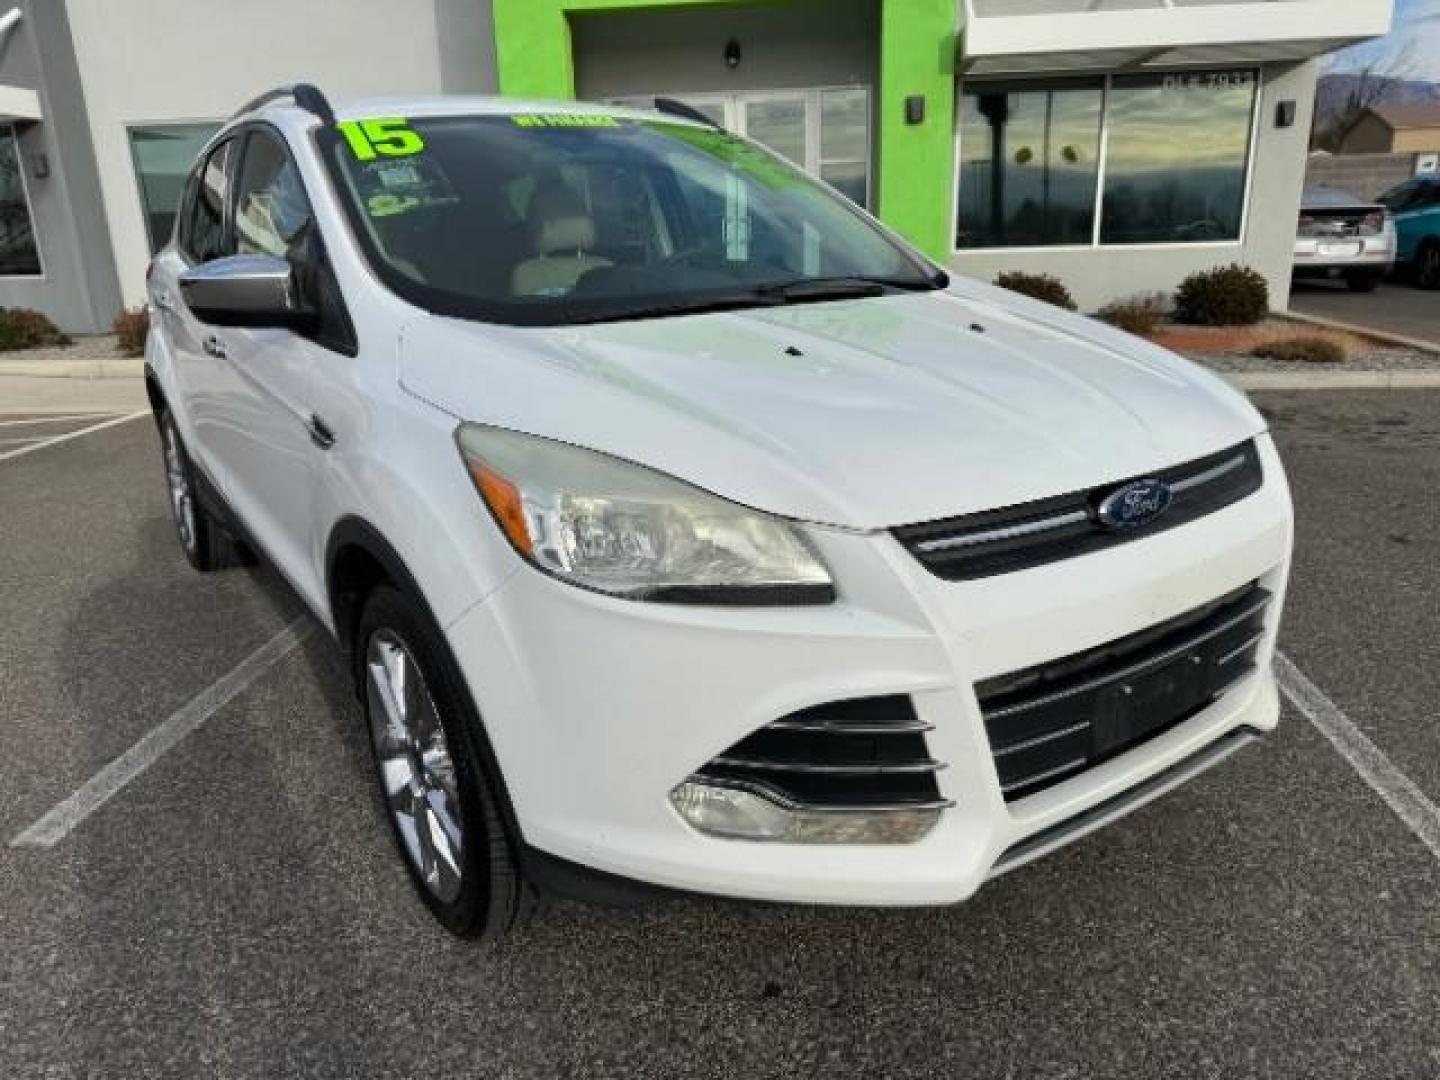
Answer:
4, 391, 1440, 1079
1290, 278, 1440, 346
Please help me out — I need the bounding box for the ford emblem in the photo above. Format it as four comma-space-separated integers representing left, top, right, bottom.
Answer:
1097, 477, 1173, 530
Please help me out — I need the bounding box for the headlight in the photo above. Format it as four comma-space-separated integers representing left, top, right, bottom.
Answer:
456, 424, 834, 604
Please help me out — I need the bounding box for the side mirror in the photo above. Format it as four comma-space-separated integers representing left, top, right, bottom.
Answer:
178, 254, 310, 328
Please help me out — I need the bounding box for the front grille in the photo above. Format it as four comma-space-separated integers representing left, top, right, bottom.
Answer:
976, 582, 1271, 801
687, 696, 948, 808
894, 440, 1263, 581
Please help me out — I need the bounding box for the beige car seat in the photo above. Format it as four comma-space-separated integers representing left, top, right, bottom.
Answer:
511, 181, 612, 297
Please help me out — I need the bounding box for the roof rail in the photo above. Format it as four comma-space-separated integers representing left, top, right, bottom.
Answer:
653, 97, 722, 129
230, 83, 335, 125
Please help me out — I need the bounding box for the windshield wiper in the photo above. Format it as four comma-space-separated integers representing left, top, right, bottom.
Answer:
758, 274, 944, 303
577, 291, 786, 325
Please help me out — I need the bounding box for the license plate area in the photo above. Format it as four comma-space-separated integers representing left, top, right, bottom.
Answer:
979, 585, 1271, 801
1319, 241, 1362, 258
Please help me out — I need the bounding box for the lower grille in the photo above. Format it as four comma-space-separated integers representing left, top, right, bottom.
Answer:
976, 583, 1271, 801
688, 696, 949, 809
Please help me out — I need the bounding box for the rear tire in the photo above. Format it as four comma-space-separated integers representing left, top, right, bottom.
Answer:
1344, 270, 1381, 293
355, 584, 536, 939
158, 411, 248, 572
1416, 242, 1440, 291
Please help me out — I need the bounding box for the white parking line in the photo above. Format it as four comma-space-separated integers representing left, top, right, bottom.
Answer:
1276, 651, 1440, 863
9, 619, 315, 849
0, 412, 117, 427
0, 410, 147, 464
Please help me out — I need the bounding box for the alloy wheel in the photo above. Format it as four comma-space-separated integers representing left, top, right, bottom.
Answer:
366, 629, 465, 903
162, 421, 196, 553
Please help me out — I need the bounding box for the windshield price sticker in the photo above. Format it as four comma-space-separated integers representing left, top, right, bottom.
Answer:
338, 118, 425, 161
510, 114, 621, 129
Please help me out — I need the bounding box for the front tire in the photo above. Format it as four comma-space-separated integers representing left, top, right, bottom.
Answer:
356, 585, 535, 939
1344, 270, 1381, 293
158, 411, 248, 571
1416, 242, 1440, 290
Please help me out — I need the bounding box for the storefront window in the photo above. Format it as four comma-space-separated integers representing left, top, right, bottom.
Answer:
956, 80, 1103, 248
0, 125, 41, 276
956, 69, 1257, 250
129, 123, 220, 253
1100, 71, 1256, 244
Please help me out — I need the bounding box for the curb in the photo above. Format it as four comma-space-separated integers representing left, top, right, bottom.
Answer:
1225, 370, 1440, 391
1277, 309, 1440, 357
0, 358, 144, 379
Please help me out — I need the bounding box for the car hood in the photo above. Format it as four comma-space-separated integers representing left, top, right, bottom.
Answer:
398, 280, 1265, 530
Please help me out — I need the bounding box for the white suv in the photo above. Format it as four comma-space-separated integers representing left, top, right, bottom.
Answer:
146, 85, 1292, 938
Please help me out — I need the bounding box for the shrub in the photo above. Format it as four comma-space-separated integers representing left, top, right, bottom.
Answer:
994, 272, 1077, 311
0, 307, 71, 351
1095, 293, 1168, 337
1251, 336, 1346, 364
113, 306, 149, 357
1173, 264, 1269, 327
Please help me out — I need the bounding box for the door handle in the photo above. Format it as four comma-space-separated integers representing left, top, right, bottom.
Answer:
202, 334, 227, 360
307, 412, 336, 450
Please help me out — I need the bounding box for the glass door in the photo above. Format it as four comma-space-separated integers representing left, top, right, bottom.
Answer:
609, 88, 872, 209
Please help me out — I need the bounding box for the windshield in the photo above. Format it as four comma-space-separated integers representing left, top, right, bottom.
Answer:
325, 112, 939, 326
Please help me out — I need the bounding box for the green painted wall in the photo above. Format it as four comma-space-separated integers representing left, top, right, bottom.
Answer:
491, 0, 957, 260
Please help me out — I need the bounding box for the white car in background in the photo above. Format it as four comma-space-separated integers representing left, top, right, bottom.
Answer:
145, 85, 1293, 939
1293, 185, 1396, 292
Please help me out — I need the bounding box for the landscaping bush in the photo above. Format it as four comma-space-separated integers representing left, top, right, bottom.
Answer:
114, 306, 149, 357
1250, 336, 1346, 364
1173, 264, 1268, 327
994, 272, 1077, 311
0, 307, 71, 351
1095, 293, 1168, 337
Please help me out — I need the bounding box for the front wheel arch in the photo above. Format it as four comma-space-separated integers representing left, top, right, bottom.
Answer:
323, 516, 529, 857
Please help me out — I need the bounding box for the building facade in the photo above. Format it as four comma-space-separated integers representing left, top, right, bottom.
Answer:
0, 0, 1393, 331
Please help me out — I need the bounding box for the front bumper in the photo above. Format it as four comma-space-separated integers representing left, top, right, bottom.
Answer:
447, 436, 1293, 906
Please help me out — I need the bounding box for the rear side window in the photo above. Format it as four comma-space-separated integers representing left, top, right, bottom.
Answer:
180, 139, 233, 263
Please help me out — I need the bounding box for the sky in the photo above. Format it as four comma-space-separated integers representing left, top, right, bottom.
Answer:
1325, 0, 1440, 82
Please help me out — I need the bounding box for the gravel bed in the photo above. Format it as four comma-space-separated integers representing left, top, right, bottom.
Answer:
1189, 347, 1440, 374
0, 334, 124, 365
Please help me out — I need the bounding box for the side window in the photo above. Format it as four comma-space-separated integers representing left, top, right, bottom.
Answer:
233, 128, 355, 355
233, 131, 313, 258
180, 139, 233, 263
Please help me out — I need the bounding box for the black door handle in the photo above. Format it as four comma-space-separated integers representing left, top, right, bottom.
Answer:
307, 413, 336, 450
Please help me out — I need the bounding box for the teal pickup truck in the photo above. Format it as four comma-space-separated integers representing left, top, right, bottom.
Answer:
1377, 175, 1440, 289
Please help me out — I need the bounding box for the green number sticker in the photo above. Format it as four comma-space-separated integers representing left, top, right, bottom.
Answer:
337, 118, 425, 161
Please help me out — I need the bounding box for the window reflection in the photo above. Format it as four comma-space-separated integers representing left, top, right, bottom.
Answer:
129, 124, 220, 253
0, 126, 40, 275
956, 69, 1258, 249
1100, 71, 1255, 244
957, 80, 1103, 248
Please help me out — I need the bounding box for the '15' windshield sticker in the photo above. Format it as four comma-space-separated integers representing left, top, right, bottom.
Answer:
337, 118, 425, 161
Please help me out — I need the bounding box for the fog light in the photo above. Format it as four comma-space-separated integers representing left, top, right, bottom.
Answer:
669, 781, 940, 844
